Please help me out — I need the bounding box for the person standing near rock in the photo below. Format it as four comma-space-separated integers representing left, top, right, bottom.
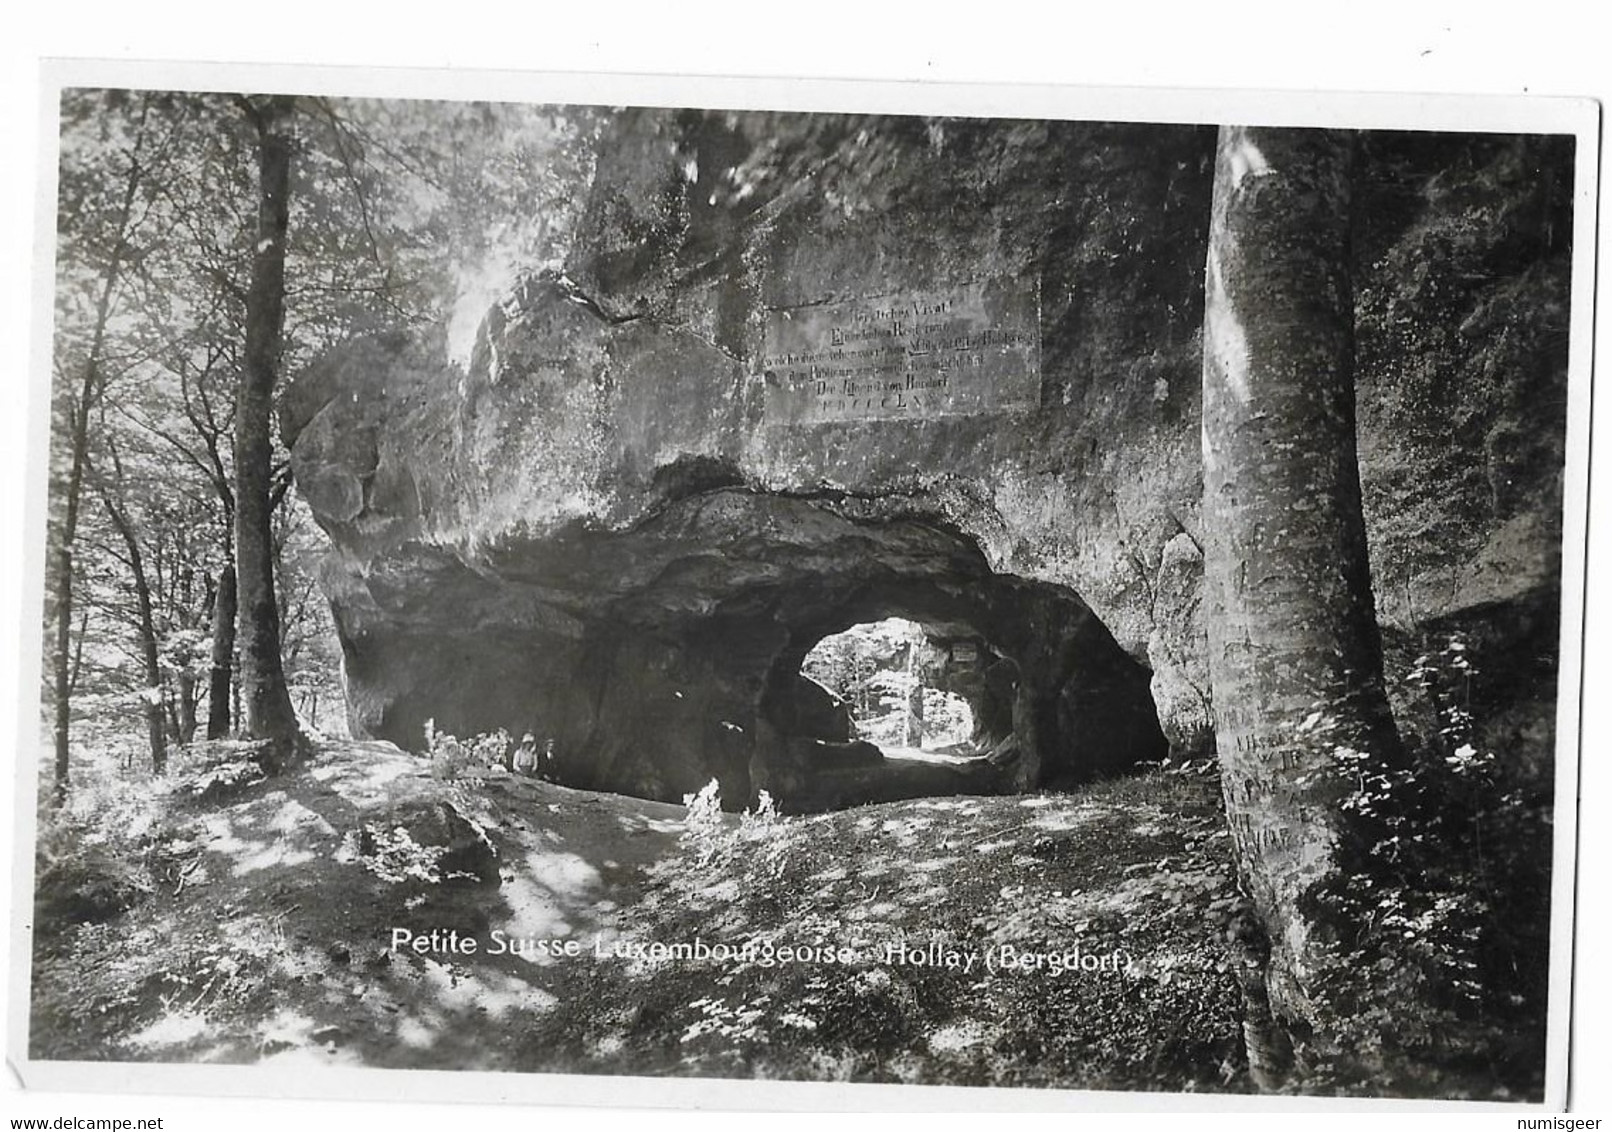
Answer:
513, 732, 539, 776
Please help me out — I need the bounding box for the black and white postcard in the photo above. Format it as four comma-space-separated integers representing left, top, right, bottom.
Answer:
6, 59, 1600, 1113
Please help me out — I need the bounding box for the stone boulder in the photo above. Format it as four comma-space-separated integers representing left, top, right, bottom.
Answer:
363, 801, 500, 887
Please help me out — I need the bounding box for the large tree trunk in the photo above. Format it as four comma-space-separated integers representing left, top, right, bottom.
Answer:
233, 95, 301, 753
206, 562, 237, 738
1200, 126, 1404, 1084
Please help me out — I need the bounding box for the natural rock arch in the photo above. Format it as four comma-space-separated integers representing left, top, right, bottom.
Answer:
318, 480, 1166, 811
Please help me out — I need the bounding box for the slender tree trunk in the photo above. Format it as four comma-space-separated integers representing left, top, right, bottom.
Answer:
48, 187, 143, 802
1200, 126, 1403, 1083
207, 561, 237, 738
100, 488, 169, 774
68, 606, 89, 698
176, 669, 199, 744
902, 646, 916, 747
49, 535, 80, 804
907, 680, 924, 747
233, 95, 301, 753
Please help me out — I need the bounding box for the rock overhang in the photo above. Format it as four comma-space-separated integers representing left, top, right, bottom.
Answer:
283, 112, 1570, 810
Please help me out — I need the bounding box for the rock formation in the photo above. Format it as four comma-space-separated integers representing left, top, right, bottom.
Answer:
283, 111, 1571, 811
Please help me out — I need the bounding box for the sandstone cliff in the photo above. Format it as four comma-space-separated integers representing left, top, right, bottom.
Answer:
283, 111, 1572, 808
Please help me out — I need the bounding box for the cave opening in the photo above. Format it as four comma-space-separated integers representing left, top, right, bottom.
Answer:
738, 510, 1170, 814
348, 488, 1169, 813
800, 616, 992, 759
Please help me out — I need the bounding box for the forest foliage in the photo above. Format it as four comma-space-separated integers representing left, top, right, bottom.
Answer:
43, 90, 602, 805
801, 618, 975, 750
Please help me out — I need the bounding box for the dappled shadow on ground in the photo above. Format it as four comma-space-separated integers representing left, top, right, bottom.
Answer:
30, 739, 688, 1071
515, 770, 1248, 1091
31, 740, 1247, 1092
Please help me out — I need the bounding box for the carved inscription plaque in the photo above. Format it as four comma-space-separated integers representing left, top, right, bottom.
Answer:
761, 279, 1040, 424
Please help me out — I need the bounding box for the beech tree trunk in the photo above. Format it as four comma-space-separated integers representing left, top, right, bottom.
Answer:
233, 95, 301, 751
1200, 126, 1403, 1084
